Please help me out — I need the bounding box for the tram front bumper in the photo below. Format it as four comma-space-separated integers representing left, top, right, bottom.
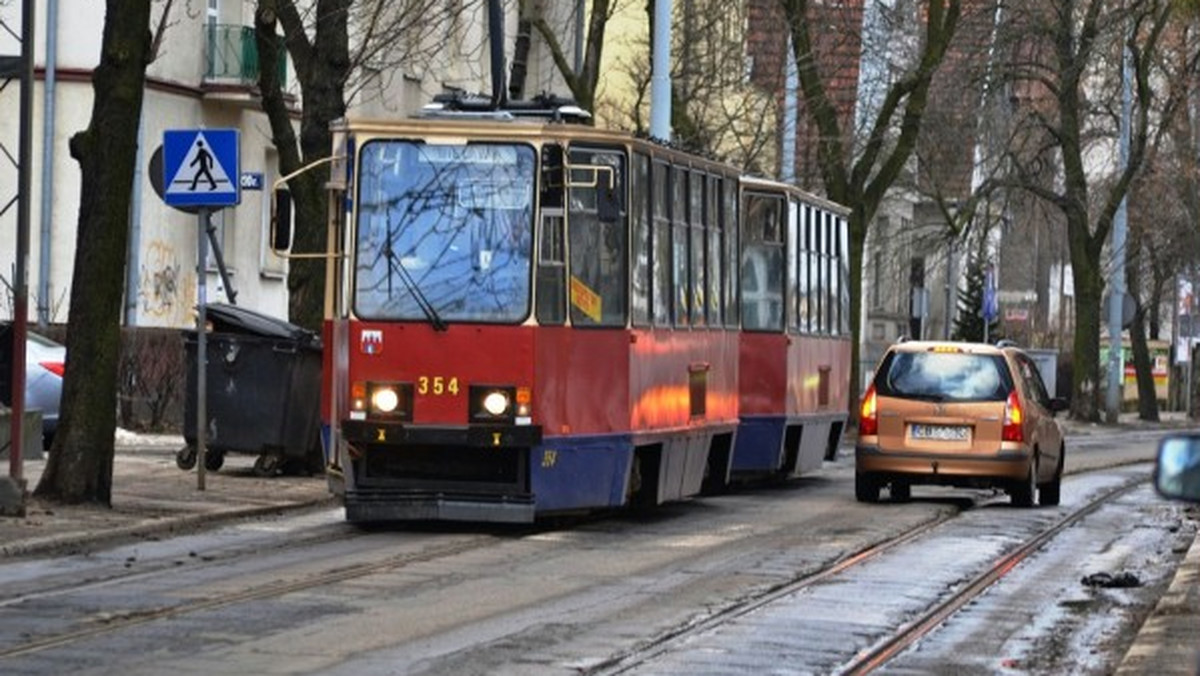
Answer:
342, 420, 542, 448
345, 488, 535, 523
340, 420, 542, 523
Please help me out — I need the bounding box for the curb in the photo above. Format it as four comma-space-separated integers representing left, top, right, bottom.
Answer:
0, 496, 337, 560
1116, 528, 1200, 674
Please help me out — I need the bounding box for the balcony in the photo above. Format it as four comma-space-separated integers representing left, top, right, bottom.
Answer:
203, 24, 287, 105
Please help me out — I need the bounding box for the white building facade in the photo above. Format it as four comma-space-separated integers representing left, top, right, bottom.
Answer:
0, 1, 585, 330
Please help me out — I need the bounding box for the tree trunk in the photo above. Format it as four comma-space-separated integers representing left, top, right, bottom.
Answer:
1127, 217, 1159, 421
34, 0, 153, 505
846, 206, 867, 423
1069, 247, 1103, 422
1130, 303, 1159, 421
255, 0, 349, 331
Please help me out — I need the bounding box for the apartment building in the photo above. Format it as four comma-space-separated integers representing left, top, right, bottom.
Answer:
0, 1, 584, 331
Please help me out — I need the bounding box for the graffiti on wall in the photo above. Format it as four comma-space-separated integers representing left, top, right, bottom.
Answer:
138, 239, 194, 324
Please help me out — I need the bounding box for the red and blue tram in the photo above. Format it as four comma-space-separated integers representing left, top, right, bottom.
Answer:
733, 177, 851, 481
282, 99, 849, 523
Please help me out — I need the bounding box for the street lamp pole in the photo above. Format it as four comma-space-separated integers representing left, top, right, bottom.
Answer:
1105, 34, 1132, 423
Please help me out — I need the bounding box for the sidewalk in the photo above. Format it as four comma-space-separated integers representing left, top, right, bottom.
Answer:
0, 430, 334, 559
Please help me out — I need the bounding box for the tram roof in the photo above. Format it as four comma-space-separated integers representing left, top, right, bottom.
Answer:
740, 175, 851, 217
331, 116, 742, 175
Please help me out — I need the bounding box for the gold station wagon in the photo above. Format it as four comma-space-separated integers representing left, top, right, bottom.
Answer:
855, 340, 1068, 506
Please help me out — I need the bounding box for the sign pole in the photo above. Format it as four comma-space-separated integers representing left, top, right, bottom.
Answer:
196, 208, 209, 491
157, 128, 239, 489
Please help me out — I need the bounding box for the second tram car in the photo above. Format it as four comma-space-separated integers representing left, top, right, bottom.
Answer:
274, 97, 850, 523
733, 178, 851, 481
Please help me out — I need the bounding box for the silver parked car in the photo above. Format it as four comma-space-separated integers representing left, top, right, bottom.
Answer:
26, 331, 65, 449
2, 326, 65, 450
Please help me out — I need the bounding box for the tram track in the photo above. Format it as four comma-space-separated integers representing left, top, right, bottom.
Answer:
0, 529, 506, 660
0, 460, 1165, 673
588, 474, 1149, 675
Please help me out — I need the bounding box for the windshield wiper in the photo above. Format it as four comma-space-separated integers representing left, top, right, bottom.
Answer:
394, 256, 448, 332
383, 224, 448, 332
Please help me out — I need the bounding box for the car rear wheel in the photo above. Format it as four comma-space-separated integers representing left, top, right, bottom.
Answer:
1039, 449, 1063, 506
855, 472, 881, 503
1011, 457, 1037, 507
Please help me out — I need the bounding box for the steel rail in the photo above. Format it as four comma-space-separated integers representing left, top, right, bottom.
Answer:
0, 533, 501, 660
590, 476, 1147, 676
587, 509, 959, 675
838, 477, 1145, 675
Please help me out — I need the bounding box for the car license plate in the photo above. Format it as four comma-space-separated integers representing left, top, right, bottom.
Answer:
910, 424, 969, 441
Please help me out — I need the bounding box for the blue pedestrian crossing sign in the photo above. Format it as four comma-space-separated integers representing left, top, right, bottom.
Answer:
162, 129, 240, 207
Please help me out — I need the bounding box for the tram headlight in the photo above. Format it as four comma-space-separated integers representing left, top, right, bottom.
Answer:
355, 381, 412, 421
482, 391, 510, 416
372, 387, 400, 414
470, 385, 518, 423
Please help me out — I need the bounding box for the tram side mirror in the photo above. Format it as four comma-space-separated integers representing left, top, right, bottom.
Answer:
272, 187, 293, 251
1154, 434, 1200, 503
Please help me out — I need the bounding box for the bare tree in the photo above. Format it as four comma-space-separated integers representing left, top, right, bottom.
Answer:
35, 0, 158, 504
780, 0, 963, 420
1125, 8, 1200, 417
986, 1, 1175, 421
518, 0, 613, 114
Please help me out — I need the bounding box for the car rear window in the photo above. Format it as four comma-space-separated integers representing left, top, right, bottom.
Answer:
875, 351, 1013, 402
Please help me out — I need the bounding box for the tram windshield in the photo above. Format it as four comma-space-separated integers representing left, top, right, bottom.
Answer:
354, 140, 536, 323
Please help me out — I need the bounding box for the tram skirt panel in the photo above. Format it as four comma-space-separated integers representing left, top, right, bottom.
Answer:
531, 435, 634, 512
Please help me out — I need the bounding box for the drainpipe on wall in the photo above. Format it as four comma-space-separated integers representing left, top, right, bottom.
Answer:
36, 0, 57, 328
649, 0, 672, 141
781, 37, 797, 184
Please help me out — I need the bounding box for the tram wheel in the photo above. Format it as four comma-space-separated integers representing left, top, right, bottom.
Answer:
253, 453, 282, 477
890, 481, 911, 502
176, 445, 197, 471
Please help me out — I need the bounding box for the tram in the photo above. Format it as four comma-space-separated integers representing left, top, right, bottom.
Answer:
272, 96, 849, 523
732, 177, 851, 481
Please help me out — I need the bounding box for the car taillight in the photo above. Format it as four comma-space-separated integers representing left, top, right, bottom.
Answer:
859, 383, 878, 436
1003, 390, 1024, 442
39, 361, 65, 377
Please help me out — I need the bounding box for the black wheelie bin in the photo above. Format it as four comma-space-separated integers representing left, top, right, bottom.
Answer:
177, 304, 323, 476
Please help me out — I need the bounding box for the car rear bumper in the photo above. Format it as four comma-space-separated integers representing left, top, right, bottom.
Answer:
856, 443, 1032, 483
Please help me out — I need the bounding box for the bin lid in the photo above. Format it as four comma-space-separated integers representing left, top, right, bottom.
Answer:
201, 303, 318, 344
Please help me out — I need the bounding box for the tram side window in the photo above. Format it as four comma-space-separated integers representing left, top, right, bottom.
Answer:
568, 146, 628, 327
741, 192, 785, 332
672, 166, 690, 328
787, 198, 799, 333
724, 179, 739, 328
652, 161, 672, 326
632, 153, 651, 327
815, 210, 828, 334
537, 211, 566, 325
707, 174, 723, 327
799, 205, 812, 334
689, 171, 706, 328
839, 216, 851, 335
825, 211, 836, 334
